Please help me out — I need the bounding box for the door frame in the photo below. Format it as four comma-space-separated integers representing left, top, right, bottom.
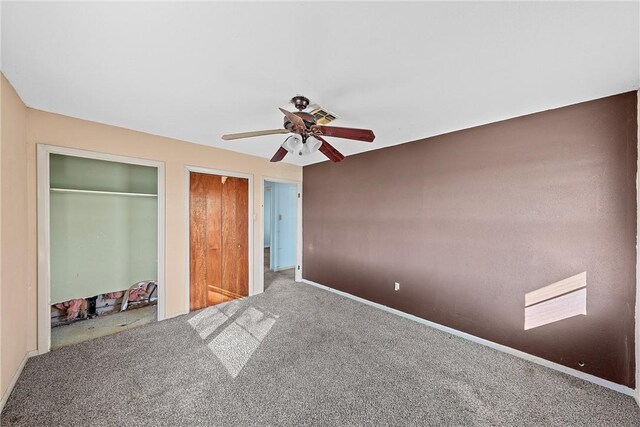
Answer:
260, 177, 302, 291
184, 166, 254, 313
36, 144, 166, 354
264, 186, 273, 250
263, 183, 275, 270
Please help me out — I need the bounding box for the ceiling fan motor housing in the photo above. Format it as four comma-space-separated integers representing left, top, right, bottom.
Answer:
291, 95, 310, 111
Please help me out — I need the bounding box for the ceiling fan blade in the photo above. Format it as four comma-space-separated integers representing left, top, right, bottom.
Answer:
312, 125, 375, 142
279, 107, 306, 132
315, 136, 345, 163
222, 129, 290, 141
270, 146, 288, 162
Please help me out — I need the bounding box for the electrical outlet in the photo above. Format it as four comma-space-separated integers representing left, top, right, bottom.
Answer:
394, 282, 400, 291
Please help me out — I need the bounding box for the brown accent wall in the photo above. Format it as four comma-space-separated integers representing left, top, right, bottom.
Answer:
303, 92, 638, 387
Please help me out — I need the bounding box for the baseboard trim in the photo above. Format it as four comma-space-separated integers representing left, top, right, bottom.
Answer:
301, 279, 635, 397
0, 349, 38, 413
164, 310, 189, 320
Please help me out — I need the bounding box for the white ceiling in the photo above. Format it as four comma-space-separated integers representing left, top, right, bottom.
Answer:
2, 1, 638, 166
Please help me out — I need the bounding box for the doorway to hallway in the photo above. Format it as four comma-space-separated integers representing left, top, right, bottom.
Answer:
264, 180, 297, 290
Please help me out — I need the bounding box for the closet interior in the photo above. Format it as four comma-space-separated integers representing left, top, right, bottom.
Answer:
49, 154, 159, 348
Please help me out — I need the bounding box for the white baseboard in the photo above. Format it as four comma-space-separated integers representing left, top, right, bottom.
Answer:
164, 310, 189, 320
0, 349, 38, 413
301, 279, 635, 397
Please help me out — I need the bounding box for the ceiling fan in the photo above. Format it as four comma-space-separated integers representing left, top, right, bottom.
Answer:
221, 95, 375, 163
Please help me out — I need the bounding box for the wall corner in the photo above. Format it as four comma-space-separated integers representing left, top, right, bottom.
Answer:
636, 88, 639, 405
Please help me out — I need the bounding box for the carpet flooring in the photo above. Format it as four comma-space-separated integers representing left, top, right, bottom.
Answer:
264, 246, 295, 290
264, 268, 294, 291
3, 275, 639, 426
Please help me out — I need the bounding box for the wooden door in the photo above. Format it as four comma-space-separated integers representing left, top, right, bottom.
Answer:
222, 177, 249, 299
189, 173, 248, 311
189, 173, 222, 310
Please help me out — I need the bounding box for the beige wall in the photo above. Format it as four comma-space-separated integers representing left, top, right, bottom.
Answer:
1, 75, 29, 400
0, 72, 301, 403
26, 107, 302, 340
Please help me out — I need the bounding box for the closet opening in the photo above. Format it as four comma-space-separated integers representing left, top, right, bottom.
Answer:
263, 179, 300, 291
37, 145, 165, 353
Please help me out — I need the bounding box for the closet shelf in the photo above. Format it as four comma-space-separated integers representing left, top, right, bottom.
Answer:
50, 188, 157, 197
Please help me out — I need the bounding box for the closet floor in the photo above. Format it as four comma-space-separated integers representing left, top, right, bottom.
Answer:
51, 305, 157, 349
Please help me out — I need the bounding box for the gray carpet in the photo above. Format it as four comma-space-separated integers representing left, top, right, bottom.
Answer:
3, 274, 639, 426
264, 266, 294, 291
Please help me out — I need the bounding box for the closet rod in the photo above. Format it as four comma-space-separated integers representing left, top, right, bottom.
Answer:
50, 188, 158, 198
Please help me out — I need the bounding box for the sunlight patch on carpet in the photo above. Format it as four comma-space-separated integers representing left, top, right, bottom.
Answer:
189, 301, 277, 377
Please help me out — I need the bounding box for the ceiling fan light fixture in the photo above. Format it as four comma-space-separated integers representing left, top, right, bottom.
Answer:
281, 135, 321, 156
281, 135, 302, 154
301, 136, 322, 156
